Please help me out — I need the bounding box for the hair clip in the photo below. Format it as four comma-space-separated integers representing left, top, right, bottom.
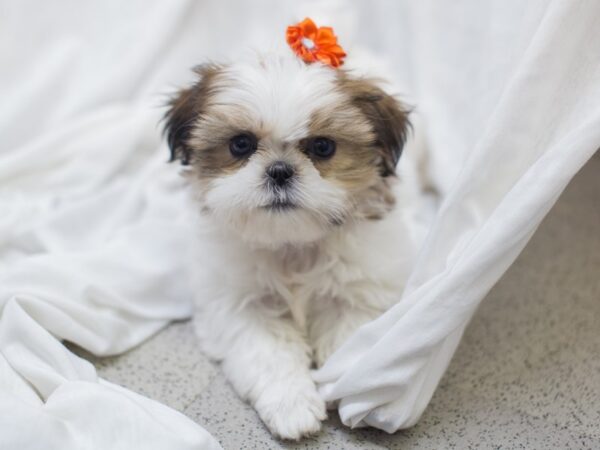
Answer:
286, 18, 346, 68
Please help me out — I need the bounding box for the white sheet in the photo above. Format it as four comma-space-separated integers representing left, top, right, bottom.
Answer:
1, 0, 598, 447
313, 0, 600, 431
0, 1, 225, 448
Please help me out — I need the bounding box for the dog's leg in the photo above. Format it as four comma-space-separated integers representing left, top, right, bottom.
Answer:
196, 300, 326, 440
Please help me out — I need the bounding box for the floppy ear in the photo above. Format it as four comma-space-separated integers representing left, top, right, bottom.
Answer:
163, 64, 220, 165
341, 76, 411, 177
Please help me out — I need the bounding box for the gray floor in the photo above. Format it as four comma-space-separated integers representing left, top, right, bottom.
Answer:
85, 153, 599, 449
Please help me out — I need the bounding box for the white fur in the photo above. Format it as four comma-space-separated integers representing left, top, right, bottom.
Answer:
213, 52, 344, 141
185, 53, 422, 439
191, 187, 419, 439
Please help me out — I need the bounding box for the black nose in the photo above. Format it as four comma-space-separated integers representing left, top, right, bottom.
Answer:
266, 161, 295, 187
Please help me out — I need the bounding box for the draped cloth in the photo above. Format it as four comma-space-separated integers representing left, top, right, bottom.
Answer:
313, 0, 600, 431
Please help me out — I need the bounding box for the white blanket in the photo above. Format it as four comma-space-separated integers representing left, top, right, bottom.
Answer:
1, 0, 598, 448
0, 2, 224, 448
314, 0, 600, 431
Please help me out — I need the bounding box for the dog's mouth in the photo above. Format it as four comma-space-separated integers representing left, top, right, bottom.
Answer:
263, 200, 298, 212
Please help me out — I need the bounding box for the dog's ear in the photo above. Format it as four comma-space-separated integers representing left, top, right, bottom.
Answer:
163, 64, 220, 165
339, 76, 411, 177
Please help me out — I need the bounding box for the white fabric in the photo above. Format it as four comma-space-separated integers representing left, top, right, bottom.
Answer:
0, 1, 229, 448
1, 1, 598, 448
313, 0, 600, 432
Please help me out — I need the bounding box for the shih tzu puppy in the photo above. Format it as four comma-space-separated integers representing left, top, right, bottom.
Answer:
164, 28, 419, 439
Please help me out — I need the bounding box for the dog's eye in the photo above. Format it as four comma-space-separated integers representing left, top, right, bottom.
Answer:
307, 137, 336, 159
229, 133, 258, 157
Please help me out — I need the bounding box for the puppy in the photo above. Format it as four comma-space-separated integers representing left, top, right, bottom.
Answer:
164, 52, 415, 440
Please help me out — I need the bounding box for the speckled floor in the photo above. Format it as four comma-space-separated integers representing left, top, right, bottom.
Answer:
84, 153, 599, 449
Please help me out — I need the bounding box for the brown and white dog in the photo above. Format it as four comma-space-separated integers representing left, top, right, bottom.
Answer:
164, 51, 418, 440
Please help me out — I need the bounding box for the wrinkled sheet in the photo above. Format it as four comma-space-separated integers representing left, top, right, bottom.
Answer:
313, 0, 600, 432
1, 1, 599, 448
0, 1, 228, 448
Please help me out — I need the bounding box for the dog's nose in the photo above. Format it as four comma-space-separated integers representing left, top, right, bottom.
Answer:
266, 161, 295, 187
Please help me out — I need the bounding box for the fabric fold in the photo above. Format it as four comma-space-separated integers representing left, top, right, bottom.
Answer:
314, 0, 600, 431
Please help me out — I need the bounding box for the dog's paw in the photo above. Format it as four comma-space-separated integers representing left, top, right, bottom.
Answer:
254, 381, 326, 440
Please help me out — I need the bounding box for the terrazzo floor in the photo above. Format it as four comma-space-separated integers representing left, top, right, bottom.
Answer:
83, 153, 599, 449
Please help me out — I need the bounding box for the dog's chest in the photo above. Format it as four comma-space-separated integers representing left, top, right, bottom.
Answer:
255, 240, 369, 328
266, 244, 333, 298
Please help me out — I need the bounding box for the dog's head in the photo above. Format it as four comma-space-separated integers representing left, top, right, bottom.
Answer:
164, 53, 410, 247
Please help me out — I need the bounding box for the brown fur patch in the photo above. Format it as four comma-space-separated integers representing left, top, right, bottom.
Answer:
335, 72, 411, 177
307, 101, 379, 194
164, 65, 262, 178
305, 74, 410, 220
163, 64, 223, 165
188, 110, 257, 178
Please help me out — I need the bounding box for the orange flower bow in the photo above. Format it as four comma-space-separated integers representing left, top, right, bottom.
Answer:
286, 18, 346, 68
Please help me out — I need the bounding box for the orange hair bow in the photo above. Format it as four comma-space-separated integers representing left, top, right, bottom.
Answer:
286, 18, 346, 68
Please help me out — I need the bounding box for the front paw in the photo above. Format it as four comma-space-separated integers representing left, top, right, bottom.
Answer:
254, 380, 326, 440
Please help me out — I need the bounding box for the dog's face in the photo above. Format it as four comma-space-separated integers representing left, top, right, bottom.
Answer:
164, 54, 409, 247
